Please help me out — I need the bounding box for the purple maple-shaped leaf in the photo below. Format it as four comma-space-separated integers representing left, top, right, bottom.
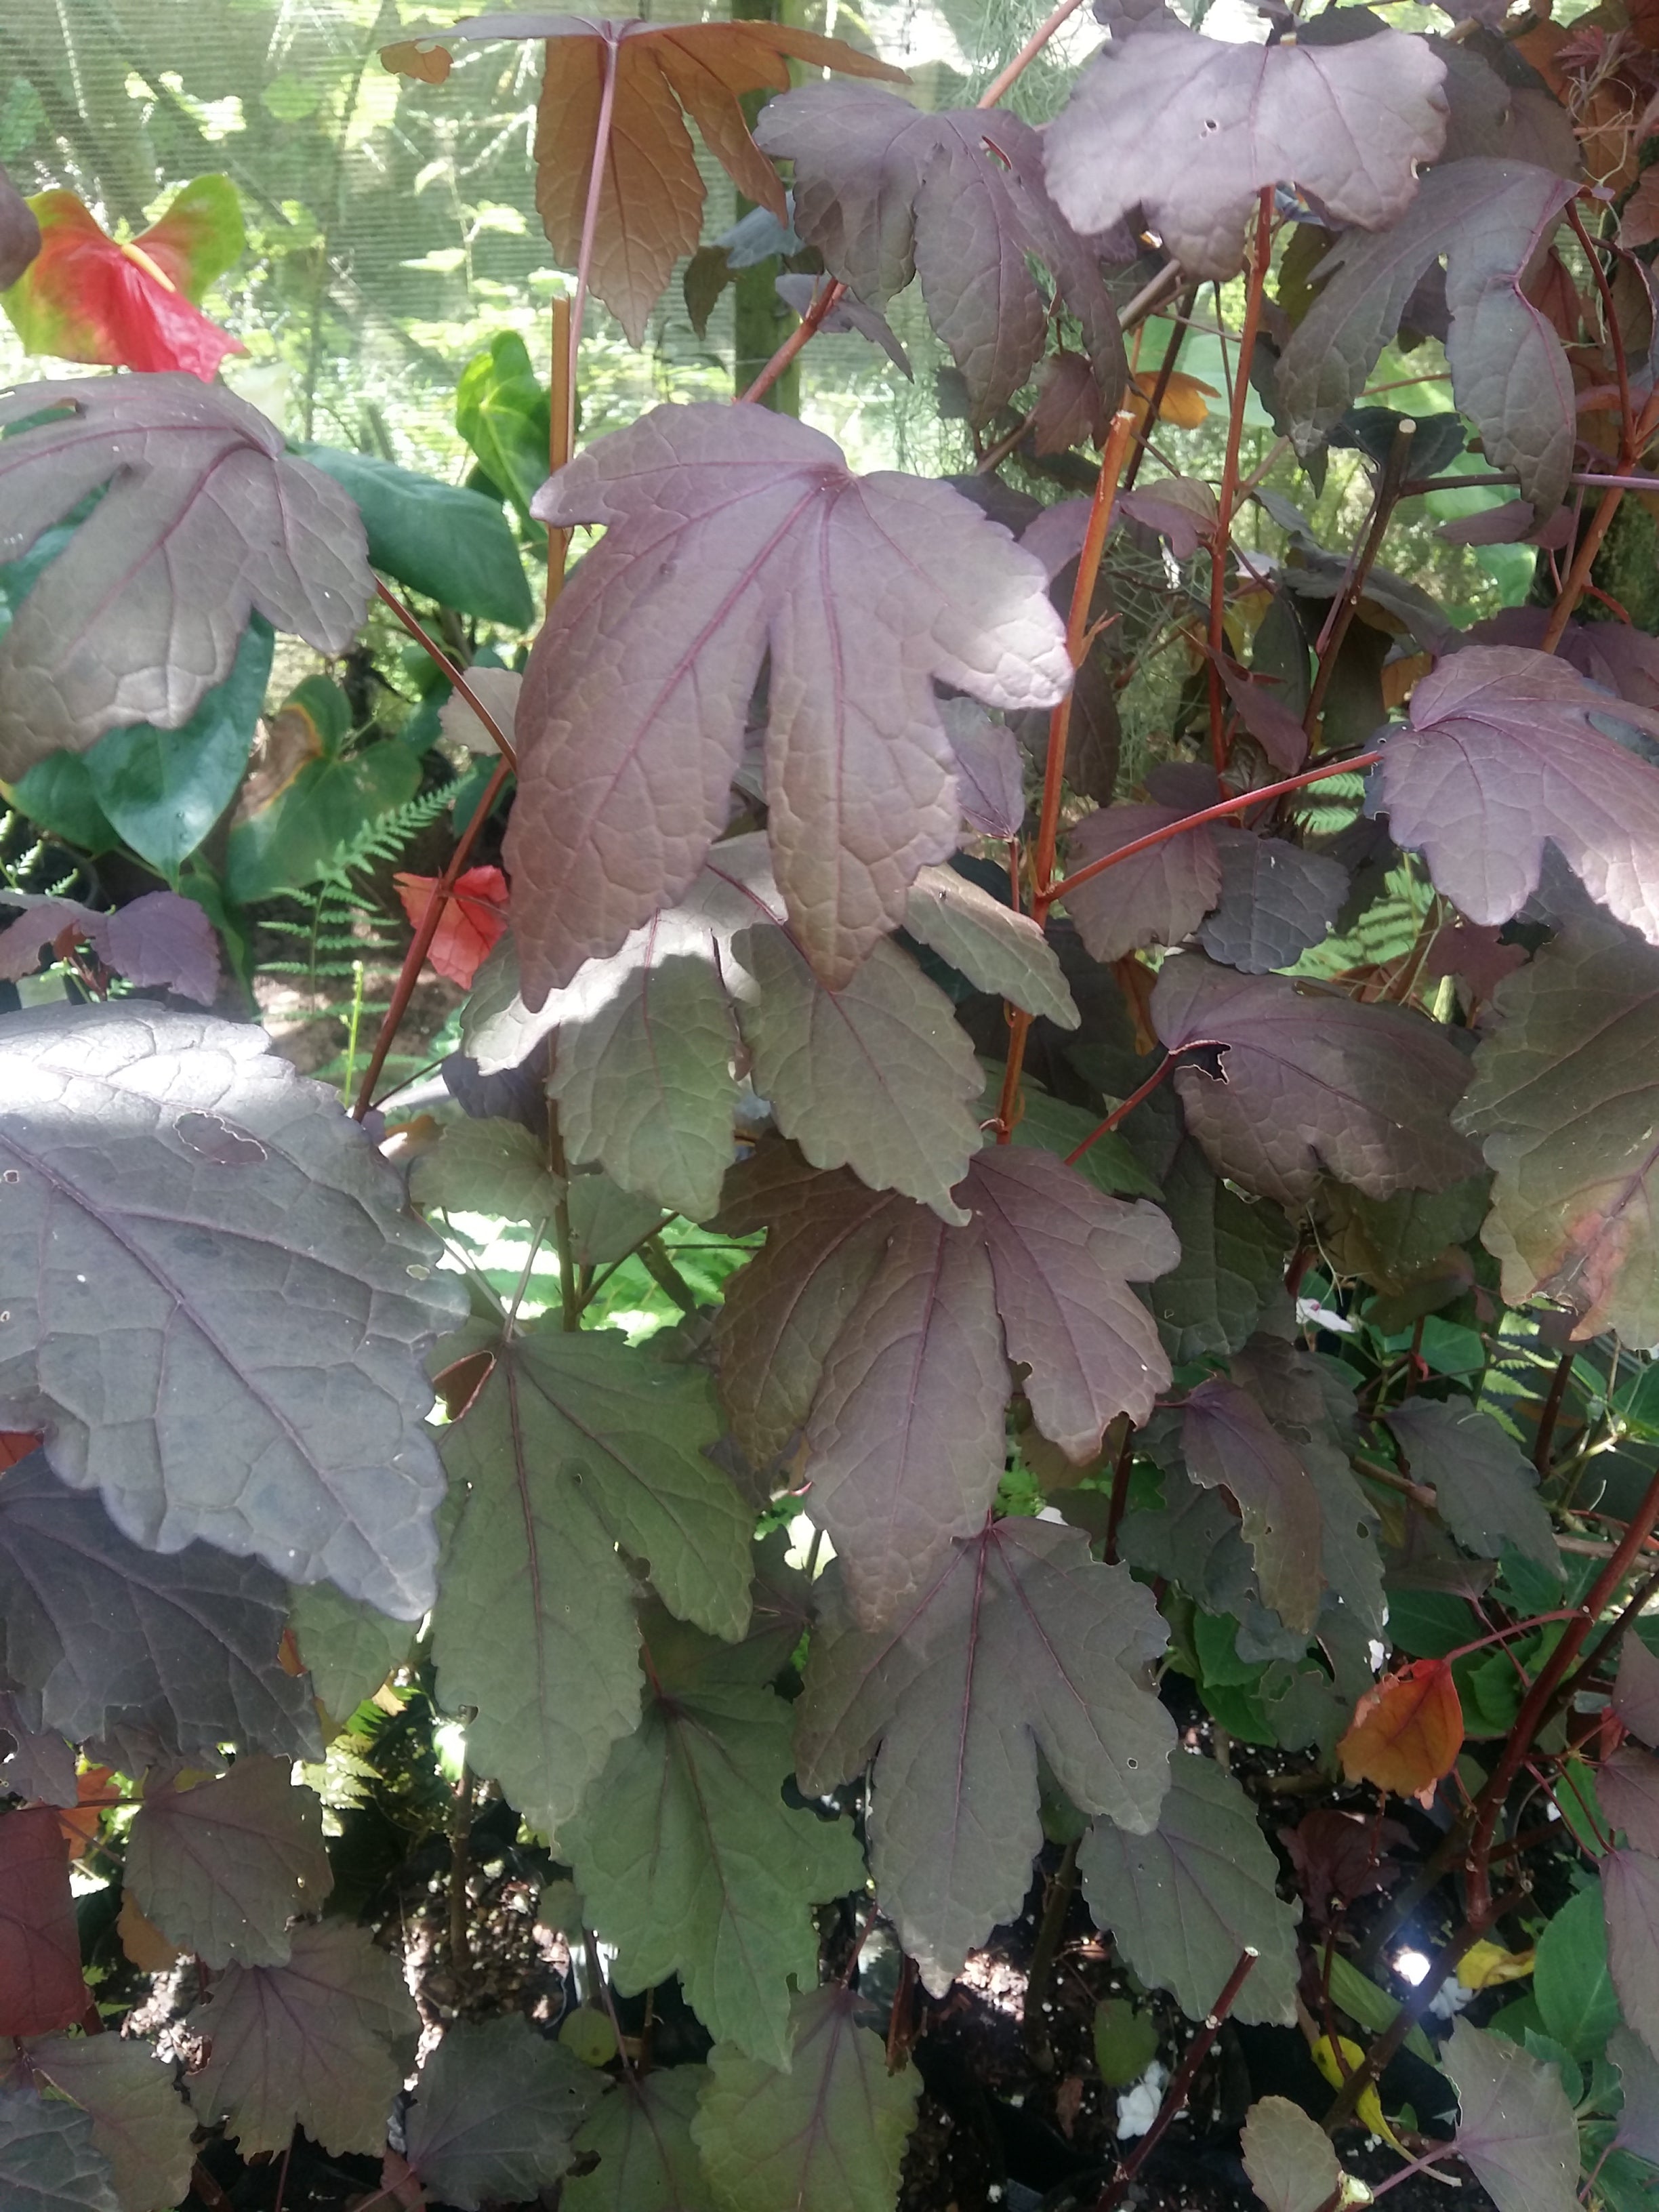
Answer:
718, 1145, 1175, 1629
1063, 802, 1223, 963
123, 1757, 333, 1969
403, 2016, 598, 2211
187, 1919, 417, 2158
1217, 661, 1307, 772
1196, 831, 1348, 976
1180, 1376, 1322, 1634
1277, 161, 1579, 515
0, 1451, 319, 1761
1605, 1849, 1659, 2063
0, 375, 369, 775
1455, 910, 1659, 1341
1153, 953, 1480, 1206
0, 888, 221, 1006
1044, 21, 1446, 281
939, 698, 1025, 839
505, 403, 1071, 997
1443, 2018, 1580, 2212
755, 87, 1126, 423
773, 272, 912, 376
22, 2030, 194, 2212
1616, 1635, 1659, 1746
1376, 644, 1659, 947
796, 1516, 1174, 1992
0, 163, 40, 291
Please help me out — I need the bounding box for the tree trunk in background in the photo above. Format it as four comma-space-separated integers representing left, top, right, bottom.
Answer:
731, 0, 800, 412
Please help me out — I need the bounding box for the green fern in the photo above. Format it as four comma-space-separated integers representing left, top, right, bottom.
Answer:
261, 785, 454, 996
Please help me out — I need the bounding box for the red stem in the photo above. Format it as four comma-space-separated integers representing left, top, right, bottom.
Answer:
1050, 750, 1385, 903
1094, 1950, 1258, 2211
976, 0, 1090, 108
1064, 1057, 1174, 1163
738, 276, 846, 405
373, 580, 517, 771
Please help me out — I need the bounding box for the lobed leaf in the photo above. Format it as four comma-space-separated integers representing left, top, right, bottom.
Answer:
402, 2015, 600, 2209
0, 375, 369, 773
1382, 1397, 1557, 1569
1375, 644, 1659, 948
1179, 1378, 1322, 1635
1277, 161, 1578, 514
559, 1611, 865, 2069
1603, 1847, 1659, 2060
1045, 22, 1446, 280
1600, 1748, 1659, 1853
1147, 1140, 1294, 1364
1455, 910, 1659, 1340
1079, 1753, 1301, 2027
22, 2034, 193, 2212
504, 404, 1070, 996
692, 1986, 920, 2212
796, 1517, 1174, 1992
186, 1919, 417, 2159
1063, 801, 1223, 964
1196, 833, 1349, 976
903, 864, 1078, 1029
567, 2066, 714, 2212
123, 1759, 332, 1969
0, 2086, 118, 2212
286, 1580, 409, 1724
1443, 2017, 1580, 2212
1616, 1635, 1659, 1745
0, 1004, 464, 1618
1152, 954, 1479, 1206
756, 88, 1126, 423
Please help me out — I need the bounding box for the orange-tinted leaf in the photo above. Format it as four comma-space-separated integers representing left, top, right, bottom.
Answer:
395, 16, 905, 346
0, 1429, 41, 1469
1131, 367, 1218, 428
0, 1805, 87, 2034
1338, 1658, 1462, 1799
118, 1890, 184, 1973
56, 1764, 119, 1861
383, 37, 452, 84
2, 179, 245, 381
394, 865, 510, 988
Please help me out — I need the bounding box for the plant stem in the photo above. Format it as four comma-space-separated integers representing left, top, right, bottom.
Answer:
1206, 188, 1275, 777
1064, 1057, 1175, 1164
1465, 1462, 1659, 1917
1532, 1348, 1576, 1479
1103, 1423, 1136, 1565
1541, 384, 1659, 649
976, 0, 1090, 109
1549, 1563, 1659, 1718
352, 757, 513, 1120
567, 30, 621, 464
373, 579, 518, 769
1049, 750, 1385, 903
1093, 1950, 1258, 2210
547, 293, 573, 606
739, 275, 847, 404
1024, 1836, 1081, 2066
1303, 417, 1416, 743
448, 1762, 474, 1999
1122, 287, 1198, 494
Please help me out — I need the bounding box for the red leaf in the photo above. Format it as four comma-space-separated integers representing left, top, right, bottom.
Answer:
1338, 1658, 1463, 1800
0, 1804, 88, 2034
0, 1430, 41, 1469
3, 184, 245, 381
395, 867, 510, 989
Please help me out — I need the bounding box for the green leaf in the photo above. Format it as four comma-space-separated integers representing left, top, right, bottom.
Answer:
10, 748, 117, 855
413, 1116, 559, 1224
287, 1579, 409, 1721
1384, 1398, 1558, 1572
433, 1319, 750, 1833
987, 1073, 1161, 1200
224, 739, 420, 905
1325, 1954, 1436, 2065
1149, 1139, 1294, 1365
560, 1612, 865, 2068
123, 1759, 331, 1967
82, 616, 272, 878
1534, 1885, 1620, 2059
567, 2068, 715, 2212
456, 333, 552, 527
903, 865, 1078, 1027
300, 445, 535, 630
1079, 1753, 1302, 2026
1092, 1996, 1159, 2087
692, 1987, 920, 2212
403, 2016, 600, 2210
1241, 2095, 1356, 2212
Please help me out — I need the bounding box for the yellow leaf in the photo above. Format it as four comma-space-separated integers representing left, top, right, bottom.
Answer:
1311, 2035, 1408, 2156
1130, 369, 1219, 428
1456, 1940, 1535, 1990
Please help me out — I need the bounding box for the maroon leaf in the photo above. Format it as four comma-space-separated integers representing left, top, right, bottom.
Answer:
1277, 161, 1579, 515
1454, 910, 1659, 1340
0, 163, 40, 291
1180, 1376, 1322, 1634
1216, 661, 1307, 773
773, 274, 912, 376
1195, 832, 1348, 976
0, 1806, 86, 2036
757, 89, 1126, 424
795, 1517, 1175, 1992
1600, 1747, 1659, 1853
1616, 1635, 1659, 1746
722, 1147, 1175, 1627
1280, 1807, 1410, 1928
123, 1759, 333, 1968
1376, 644, 1659, 947
1045, 21, 1446, 281
940, 699, 1025, 840
505, 404, 1070, 997
0, 376, 369, 775
1152, 954, 1479, 1206
0, 890, 220, 1006
1603, 1849, 1659, 2062
1033, 352, 1109, 457
1063, 802, 1223, 963
1443, 2016, 1580, 2212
